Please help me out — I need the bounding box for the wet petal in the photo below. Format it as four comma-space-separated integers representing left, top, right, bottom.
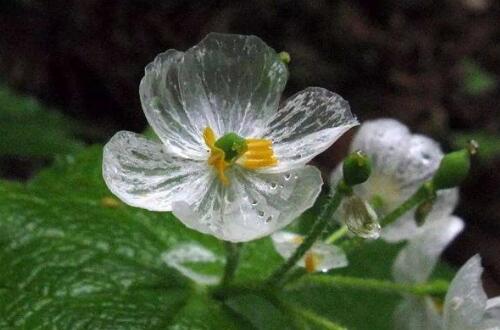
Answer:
162, 243, 223, 285
172, 166, 322, 242
103, 131, 210, 211
271, 231, 348, 272
444, 255, 488, 329
350, 119, 443, 212
339, 195, 380, 239
179, 33, 288, 138
393, 297, 443, 330
392, 216, 464, 284
382, 188, 459, 242
140, 50, 207, 159
263, 87, 358, 172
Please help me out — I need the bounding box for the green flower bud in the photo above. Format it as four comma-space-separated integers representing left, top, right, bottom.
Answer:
432, 148, 472, 190
278, 51, 291, 64
342, 150, 372, 186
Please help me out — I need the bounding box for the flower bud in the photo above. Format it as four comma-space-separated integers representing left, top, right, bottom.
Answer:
432, 148, 472, 190
340, 195, 380, 239
278, 51, 291, 64
342, 150, 372, 186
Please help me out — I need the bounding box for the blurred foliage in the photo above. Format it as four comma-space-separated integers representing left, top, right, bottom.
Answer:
0, 86, 83, 158
453, 131, 500, 162
461, 59, 497, 96
0, 145, 455, 329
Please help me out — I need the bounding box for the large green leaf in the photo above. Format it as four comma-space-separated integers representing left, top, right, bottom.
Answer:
0, 87, 83, 158
0, 146, 452, 329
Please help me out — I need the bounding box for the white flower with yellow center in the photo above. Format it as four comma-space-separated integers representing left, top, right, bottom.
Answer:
330, 118, 458, 242
392, 217, 500, 330
103, 33, 358, 242
271, 231, 348, 273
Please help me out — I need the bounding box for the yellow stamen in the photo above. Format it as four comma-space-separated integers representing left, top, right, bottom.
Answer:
203, 128, 278, 185
305, 252, 319, 273
240, 138, 278, 170
203, 127, 230, 186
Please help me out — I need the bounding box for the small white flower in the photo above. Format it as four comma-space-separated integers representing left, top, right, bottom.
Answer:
391, 215, 484, 330
330, 118, 458, 242
103, 33, 358, 242
271, 231, 348, 273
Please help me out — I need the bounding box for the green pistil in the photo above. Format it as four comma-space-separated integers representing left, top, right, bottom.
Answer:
214, 132, 247, 162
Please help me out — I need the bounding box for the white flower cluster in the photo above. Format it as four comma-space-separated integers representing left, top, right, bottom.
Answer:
330, 119, 459, 242
101, 33, 498, 328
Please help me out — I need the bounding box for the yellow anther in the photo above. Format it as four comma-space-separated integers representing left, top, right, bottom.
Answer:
240, 138, 278, 170
203, 127, 230, 186
203, 128, 278, 185
305, 252, 319, 273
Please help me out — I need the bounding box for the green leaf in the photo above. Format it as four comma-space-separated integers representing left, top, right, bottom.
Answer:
460, 59, 497, 96
0, 145, 454, 329
0, 86, 83, 157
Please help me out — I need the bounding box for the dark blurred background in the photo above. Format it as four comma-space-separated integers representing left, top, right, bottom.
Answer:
0, 0, 499, 293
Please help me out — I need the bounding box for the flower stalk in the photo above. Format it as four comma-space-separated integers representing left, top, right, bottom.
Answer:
265, 183, 348, 287
380, 182, 435, 227
220, 242, 242, 287
288, 275, 449, 297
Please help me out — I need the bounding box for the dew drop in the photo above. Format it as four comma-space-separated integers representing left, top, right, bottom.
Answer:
270, 182, 277, 189
284, 173, 292, 181
266, 215, 273, 223
251, 199, 258, 206
258, 210, 265, 217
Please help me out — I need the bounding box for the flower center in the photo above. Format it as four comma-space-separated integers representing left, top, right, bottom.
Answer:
203, 127, 278, 185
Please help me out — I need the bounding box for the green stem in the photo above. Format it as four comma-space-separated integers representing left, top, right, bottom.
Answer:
283, 302, 347, 330
288, 275, 449, 297
265, 185, 347, 287
380, 182, 435, 227
220, 242, 241, 287
325, 225, 349, 244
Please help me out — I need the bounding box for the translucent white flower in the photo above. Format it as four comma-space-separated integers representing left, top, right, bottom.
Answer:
330, 118, 458, 242
443, 255, 500, 330
391, 215, 463, 330
103, 33, 358, 242
271, 231, 348, 272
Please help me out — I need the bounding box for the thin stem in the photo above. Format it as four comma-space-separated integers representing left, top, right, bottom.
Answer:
325, 225, 349, 244
380, 182, 434, 227
265, 186, 347, 287
220, 242, 241, 287
288, 274, 449, 297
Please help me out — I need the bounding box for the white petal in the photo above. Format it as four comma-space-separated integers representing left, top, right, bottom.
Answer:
392, 216, 464, 284
140, 50, 207, 159
444, 255, 488, 330
350, 119, 443, 212
263, 87, 358, 172
393, 297, 443, 330
172, 166, 323, 242
103, 131, 210, 211
382, 188, 459, 242
271, 231, 348, 272
162, 243, 223, 285
178, 33, 288, 137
